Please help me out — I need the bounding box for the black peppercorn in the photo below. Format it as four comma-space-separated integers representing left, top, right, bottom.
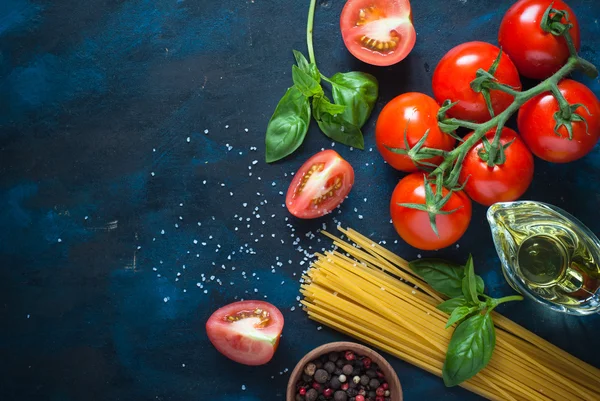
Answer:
342, 364, 354, 376
368, 390, 376, 398
330, 376, 341, 390
335, 359, 345, 368
368, 379, 380, 389
366, 369, 377, 379
314, 360, 323, 369
306, 388, 318, 401
351, 367, 361, 377
334, 368, 343, 375
302, 374, 313, 382
360, 375, 370, 386
315, 369, 329, 384
347, 388, 358, 397
334, 390, 347, 401
328, 352, 340, 362
324, 361, 336, 374
371, 363, 379, 371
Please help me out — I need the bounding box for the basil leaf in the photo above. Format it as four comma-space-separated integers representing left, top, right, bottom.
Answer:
265, 86, 311, 163
462, 255, 480, 305
443, 313, 496, 387
437, 296, 468, 314
329, 71, 378, 128
292, 50, 320, 82
314, 111, 364, 149
476, 275, 485, 294
292, 65, 323, 98
409, 259, 465, 298
445, 306, 478, 329
312, 95, 346, 120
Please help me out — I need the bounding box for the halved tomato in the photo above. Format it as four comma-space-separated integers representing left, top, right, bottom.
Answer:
206, 300, 284, 366
340, 0, 416, 66
286, 150, 354, 219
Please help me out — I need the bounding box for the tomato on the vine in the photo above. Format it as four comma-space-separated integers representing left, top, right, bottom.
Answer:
375, 93, 456, 172
432, 41, 522, 123
390, 173, 472, 250
518, 79, 600, 163
498, 0, 580, 80
206, 300, 284, 366
340, 0, 416, 66
459, 128, 534, 206
286, 150, 355, 219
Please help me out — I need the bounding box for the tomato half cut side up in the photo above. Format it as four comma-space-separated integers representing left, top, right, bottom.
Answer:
340, 0, 416, 66
206, 300, 284, 366
286, 150, 355, 219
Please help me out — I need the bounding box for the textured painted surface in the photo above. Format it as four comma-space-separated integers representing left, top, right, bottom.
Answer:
1, 0, 599, 400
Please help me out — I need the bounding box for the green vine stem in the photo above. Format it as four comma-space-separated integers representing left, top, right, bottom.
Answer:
306, 0, 317, 65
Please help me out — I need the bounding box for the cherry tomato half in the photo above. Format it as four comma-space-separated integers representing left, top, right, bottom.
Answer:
460, 128, 534, 206
499, 0, 580, 80
432, 41, 522, 123
206, 300, 284, 366
340, 0, 416, 66
375, 92, 456, 172
390, 173, 472, 250
286, 150, 355, 219
518, 79, 600, 163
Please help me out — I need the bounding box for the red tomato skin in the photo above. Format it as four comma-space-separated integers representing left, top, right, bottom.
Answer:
498, 0, 580, 80
518, 79, 600, 163
432, 42, 522, 123
375, 93, 456, 172
206, 301, 284, 366
340, 0, 416, 66
460, 128, 534, 206
286, 150, 354, 219
390, 173, 472, 250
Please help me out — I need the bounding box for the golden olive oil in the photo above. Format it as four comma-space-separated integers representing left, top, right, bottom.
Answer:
487, 201, 600, 315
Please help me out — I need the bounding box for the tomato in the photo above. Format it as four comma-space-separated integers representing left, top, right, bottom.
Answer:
206, 300, 284, 366
340, 0, 416, 66
459, 128, 534, 206
390, 173, 472, 250
286, 150, 354, 219
518, 79, 600, 163
432, 41, 522, 123
375, 93, 456, 172
498, 0, 580, 80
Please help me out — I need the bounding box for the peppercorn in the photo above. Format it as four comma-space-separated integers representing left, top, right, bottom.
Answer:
320, 354, 329, 364
305, 363, 317, 376
376, 371, 384, 379
369, 379, 380, 389
324, 361, 336, 374
385, 390, 390, 396
360, 375, 370, 386
376, 387, 385, 396
368, 390, 377, 399
355, 395, 365, 401
334, 390, 348, 401
306, 388, 318, 401
323, 388, 333, 398
352, 375, 361, 384
338, 374, 347, 383
347, 388, 358, 397
358, 389, 366, 396
312, 382, 322, 391
315, 369, 329, 384
345, 351, 355, 361
382, 383, 388, 390
362, 357, 371, 369
314, 360, 323, 369
330, 376, 341, 390
351, 367, 361, 376
371, 363, 379, 370
295, 395, 304, 401
333, 368, 342, 375
341, 382, 349, 391
299, 388, 307, 396
366, 369, 377, 379
342, 364, 354, 376
376, 397, 385, 401
328, 352, 340, 362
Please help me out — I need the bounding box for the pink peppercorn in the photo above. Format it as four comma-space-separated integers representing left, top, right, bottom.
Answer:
345, 351, 355, 361
312, 382, 321, 390
376, 387, 385, 396
323, 388, 333, 398
355, 396, 365, 401
341, 383, 349, 391
376, 397, 385, 401
362, 357, 372, 369
382, 382, 389, 390
299, 388, 307, 396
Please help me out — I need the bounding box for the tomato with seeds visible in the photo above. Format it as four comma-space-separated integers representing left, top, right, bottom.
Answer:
286, 150, 354, 219
206, 300, 284, 366
340, 0, 416, 66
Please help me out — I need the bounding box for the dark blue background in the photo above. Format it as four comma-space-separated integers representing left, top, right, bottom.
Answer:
1, 0, 599, 400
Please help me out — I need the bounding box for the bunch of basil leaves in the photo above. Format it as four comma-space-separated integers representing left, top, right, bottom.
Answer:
409, 256, 523, 386
265, 50, 378, 163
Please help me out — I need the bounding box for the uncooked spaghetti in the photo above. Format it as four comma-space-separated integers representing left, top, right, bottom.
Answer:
300, 227, 600, 401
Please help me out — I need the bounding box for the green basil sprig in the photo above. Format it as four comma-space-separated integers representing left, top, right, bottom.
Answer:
409, 256, 523, 387
265, 50, 378, 163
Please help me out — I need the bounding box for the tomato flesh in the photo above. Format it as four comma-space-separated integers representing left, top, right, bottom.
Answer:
286, 150, 354, 219
390, 173, 472, 250
518, 79, 600, 163
432, 41, 522, 123
460, 128, 534, 206
340, 0, 416, 66
498, 0, 580, 80
206, 300, 284, 366
375, 92, 456, 172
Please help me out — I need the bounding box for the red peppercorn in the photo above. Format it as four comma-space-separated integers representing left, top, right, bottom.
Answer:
376, 370, 384, 378
355, 396, 365, 401
312, 382, 321, 390
382, 382, 389, 390
323, 388, 333, 398
299, 388, 307, 396
345, 351, 355, 361
341, 383, 349, 391
362, 357, 372, 369
376, 387, 385, 396
376, 397, 385, 401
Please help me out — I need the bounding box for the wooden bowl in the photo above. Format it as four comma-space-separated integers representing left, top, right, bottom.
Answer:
286, 341, 403, 401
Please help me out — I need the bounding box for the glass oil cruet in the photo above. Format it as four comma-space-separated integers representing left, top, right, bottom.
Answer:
487, 201, 600, 315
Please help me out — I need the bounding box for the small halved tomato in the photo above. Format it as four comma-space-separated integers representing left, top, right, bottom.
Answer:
206, 300, 284, 366
286, 150, 354, 219
340, 0, 416, 66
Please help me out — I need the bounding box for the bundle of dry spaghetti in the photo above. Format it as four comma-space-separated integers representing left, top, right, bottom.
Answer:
300, 227, 600, 401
